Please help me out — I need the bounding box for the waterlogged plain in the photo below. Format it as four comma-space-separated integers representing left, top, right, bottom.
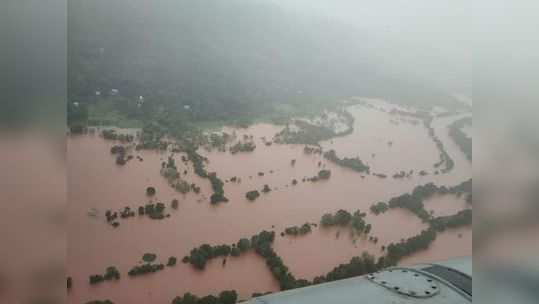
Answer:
68, 99, 472, 303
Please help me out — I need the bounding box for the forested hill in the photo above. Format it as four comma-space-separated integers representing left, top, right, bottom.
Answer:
68, 0, 460, 126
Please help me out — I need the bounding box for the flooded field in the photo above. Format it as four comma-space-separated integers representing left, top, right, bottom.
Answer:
68, 99, 472, 303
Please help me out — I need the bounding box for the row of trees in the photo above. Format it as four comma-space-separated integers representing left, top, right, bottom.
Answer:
323, 150, 370, 174
182, 230, 305, 291
186, 205, 470, 295
370, 202, 389, 215
249, 231, 310, 291
184, 236, 256, 270
229, 141, 256, 154
127, 253, 177, 277
172, 290, 237, 304
273, 107, 355, 146
159, 155, 201, 195
105, 199, 174, 227
423, 117, 454, 173
320, 210, 371, 235
283, 223, 313, 236
300, 170, 332, 183
388, 192, 431, 221
378, 180, 472, 221
449, 117, 472, 161
313, 252, 380, 284
312, 204, 472, 286
385, 228, 437, 264
275, 121, 337, 146
127, 263, 165, 277
183, 148, 229, 204
102, 129, 134, 143
430, 209, 472, 232
89, 266, 120, 285
392, 170, 413, 179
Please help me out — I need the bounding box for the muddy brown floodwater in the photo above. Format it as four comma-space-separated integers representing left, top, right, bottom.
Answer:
67, 99, 472, 303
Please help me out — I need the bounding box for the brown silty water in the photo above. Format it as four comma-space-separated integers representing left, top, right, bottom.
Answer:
67, 100, 472, 303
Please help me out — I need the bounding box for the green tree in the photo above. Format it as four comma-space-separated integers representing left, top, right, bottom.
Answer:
142, 253, 157, 263
246, 190, 260, 201
321, 213, 334, 226
237, 238, 251, 252
218, 290, 238, 304
167, 256, 177, 267
146, 186, 156, 196
318, 169, 331, 180
171, 199, 179, 209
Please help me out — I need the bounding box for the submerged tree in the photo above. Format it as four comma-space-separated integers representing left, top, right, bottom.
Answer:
246, 190, 261, 201
146, 186, 156, 196
318, 169, 331, 180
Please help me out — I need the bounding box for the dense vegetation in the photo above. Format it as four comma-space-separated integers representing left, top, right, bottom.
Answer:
160, 156, 194, 194
275, 121, 340, 146
102, 129, 134, 142
274, 109, 354, 146
323, 150, 370, 174
229, 141, 256, 154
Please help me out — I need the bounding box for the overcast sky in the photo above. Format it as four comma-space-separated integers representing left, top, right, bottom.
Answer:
268, 0, 474, 93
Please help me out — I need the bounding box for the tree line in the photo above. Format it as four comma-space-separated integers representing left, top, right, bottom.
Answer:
371, 180, 472, 221
449, 117, 472, 161
172, 290, 238, 304
323, 150, 370, 174
423, 117, 455, 173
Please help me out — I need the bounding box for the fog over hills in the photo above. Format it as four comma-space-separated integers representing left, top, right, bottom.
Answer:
69, 0, 470, 122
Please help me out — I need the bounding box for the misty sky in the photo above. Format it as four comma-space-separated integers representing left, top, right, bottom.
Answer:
270, 0, 473, 93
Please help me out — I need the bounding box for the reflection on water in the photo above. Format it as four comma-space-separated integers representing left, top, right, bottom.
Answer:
68, 100, 471, 302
